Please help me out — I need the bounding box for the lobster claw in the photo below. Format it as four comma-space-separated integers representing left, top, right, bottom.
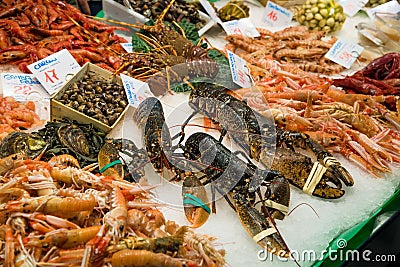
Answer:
322, 156, 354, 187
270, 148, 353, 199
182, 174, 211, 228
264, 174, 290, 221
232, 192, 290, 258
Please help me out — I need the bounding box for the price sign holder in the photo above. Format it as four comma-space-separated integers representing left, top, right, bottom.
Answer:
227, 50, 252, 88
28, 49, 81, 96
1, 73, 49, 101
262, 1, 293, 31
325, 39, 364, 69
120, 74, 153, 108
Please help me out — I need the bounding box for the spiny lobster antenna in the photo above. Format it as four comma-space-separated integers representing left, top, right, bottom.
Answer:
155, 0, 176, 24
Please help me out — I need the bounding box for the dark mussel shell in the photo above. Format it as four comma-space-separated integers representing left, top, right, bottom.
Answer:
0, 132, 47, 158
57, 124, 90, 156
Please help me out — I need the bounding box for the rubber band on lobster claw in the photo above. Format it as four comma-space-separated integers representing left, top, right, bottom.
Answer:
232, 192, 291, 259
271, 130, 354, 199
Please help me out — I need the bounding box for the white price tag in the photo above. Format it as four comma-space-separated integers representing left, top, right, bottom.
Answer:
120, 74, 153, 108
325, 39, 364, 69
227, 50, 252, 88
120, 43, 133, 53
27, 49, 80, 95
221, 20, 243, 35
338, 0, 368, 17
222, 18, 260, 37
199, 0, 222, 24
1, 73, 49, 101
366, 0, 400, 20
262, 1, 293, 30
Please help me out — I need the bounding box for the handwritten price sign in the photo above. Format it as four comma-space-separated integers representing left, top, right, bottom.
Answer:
338, 0, 368, 17
120, 43, 133, 53
262, 1, 293, 30
28, 49, 80, 95
325, 39, 364, 69
120, 74, 153, 108
1, 73, 49, 101
227, 50, 252, 88
221, 18, 260, 37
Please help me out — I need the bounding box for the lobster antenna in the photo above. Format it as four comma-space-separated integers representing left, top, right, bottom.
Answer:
286, 202, 320, 219
156, 0, 176, 24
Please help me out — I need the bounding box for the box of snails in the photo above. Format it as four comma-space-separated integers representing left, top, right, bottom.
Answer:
50, 63, 129, 133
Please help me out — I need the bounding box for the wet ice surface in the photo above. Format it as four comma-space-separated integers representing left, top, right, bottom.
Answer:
113, 94, 400, 267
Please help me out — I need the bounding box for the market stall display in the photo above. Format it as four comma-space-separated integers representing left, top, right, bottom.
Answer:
0, 0, 399, 266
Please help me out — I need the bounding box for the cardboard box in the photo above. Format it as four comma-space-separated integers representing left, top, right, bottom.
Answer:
51, 63, 128, 133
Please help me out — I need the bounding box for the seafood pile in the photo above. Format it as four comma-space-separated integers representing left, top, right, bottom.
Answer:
0, 154, 225, 266
232, 56, 400, 178
333, 52, 400, 100
116, 0, 206, 29
0, 96, 43, 139
116, 0, 220, 96
34, 119, 107, 167
225, 25, 344, 74
57, 73, 128, 127
0, 0, 128, 72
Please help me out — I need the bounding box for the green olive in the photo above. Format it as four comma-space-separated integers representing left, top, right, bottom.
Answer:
323, 25, 331, 32
311, 6, 319, 13
306, 12, 314, 20
320, 9, 328, 18
315, 13, 323, 20
318, 19, 326, 27
298, 15, 306, 23
326, 17, 335, 27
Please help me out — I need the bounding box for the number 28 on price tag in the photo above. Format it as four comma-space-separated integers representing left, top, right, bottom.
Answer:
263, 1, 293, 28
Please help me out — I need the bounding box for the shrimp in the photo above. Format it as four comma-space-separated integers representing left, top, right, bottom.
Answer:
111, 250, 184, 267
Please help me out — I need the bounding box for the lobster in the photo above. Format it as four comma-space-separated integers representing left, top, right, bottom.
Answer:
181, 132, 291, 257
179, 83, 354, 199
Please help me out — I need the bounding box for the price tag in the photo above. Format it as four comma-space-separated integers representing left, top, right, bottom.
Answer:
325, 39, 364, 69
199, 0, 222, 24
120, 74, 153, 108
227, 50, 252, 88
1, 73, 49, 101
366, 0, 400, 20
27, 49, 80, 95
221, 20, 243, 35
338, 0, 368, 17
221, 18, 260, 37
120, 43, 133, 53
262, 1, 293, 30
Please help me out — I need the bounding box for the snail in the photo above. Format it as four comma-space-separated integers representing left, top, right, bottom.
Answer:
59, 73, 128, 126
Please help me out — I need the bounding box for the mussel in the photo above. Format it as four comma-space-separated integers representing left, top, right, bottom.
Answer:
0, 132, 47, 158
57, 124, 90, 156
